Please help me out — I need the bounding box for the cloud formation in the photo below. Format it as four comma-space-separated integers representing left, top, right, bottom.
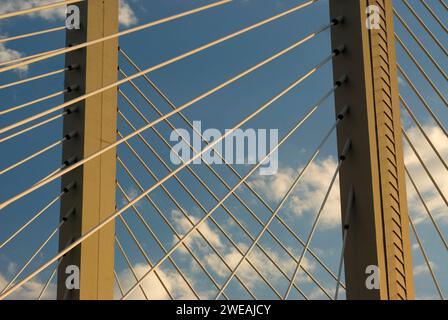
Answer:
0, 0, 138, 26
0, 272, 55, 300
404, 124, 448, 226
250, 156, 342, 229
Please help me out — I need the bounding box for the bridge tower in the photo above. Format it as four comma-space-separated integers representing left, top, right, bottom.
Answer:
55, 0, 415, 300
329, 0, 414, 299
57, 0, 119, 300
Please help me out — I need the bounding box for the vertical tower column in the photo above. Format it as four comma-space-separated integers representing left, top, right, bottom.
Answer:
57, 0, 118, 300
329, 1, 414, 299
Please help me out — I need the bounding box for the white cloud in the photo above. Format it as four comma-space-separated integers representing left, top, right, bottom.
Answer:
170, 209, 317, 294
0, 0, 138, 26
0, 0, 65, 20
0, 42, 29, 73
413, 261, 437, 277
116, 263, 199, 300
250, 156, 342, 229
119, 0, 138, 27
171, 209, 224, 250
404, 124, 448, 226
0, 272, 55, 300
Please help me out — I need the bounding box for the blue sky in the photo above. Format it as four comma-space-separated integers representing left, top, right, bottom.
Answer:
0, 0, 446, 300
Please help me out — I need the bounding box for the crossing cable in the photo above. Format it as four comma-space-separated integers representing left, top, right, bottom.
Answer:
37, 237, 73, 300
37, 265, 58, 300
395, 34, 448, 109
117, 120, 311, 299
117, 215, 178, 300
0, 133, 76, 176
334, 187, 354, 300
0, 209, 74, 294
402, 128, 448, 208
417, 0, 448, 34
119, 179, 245, 301
0, 131, 76, 176
401, 0, 448, 57
0, 183, 74, 249
283, 139, 351, 300
117, 54, 341, 291
400, 95, 448, 171
117, 182, 232, 300
405, 166, 448, 250
34, 156, 76, 187
0, 48, 344, 300
409, 216, 445, 300
0, 0, 83, 20
439, 0, 448, 11
0, 0, 233, 73
0, 88, 68, 116
0, 26, 339, 211
117, 154, 259, 300
119, 48, 346, 289
0, 49, 64, 68
0, 112, 69, 144
118, 79, 340, 298
114, 270, 125, 299
0, 3, 334, 134
0, 68, 66, 90
214, 116, 350, 300
0, 26, 65, 44
396, 63, 447, 137
115, 195, 199, 300
0, 0, 322, 74
118, 111, 310, 299
115, 236, 150, 300
117, 202, 197, 300
119, 83, 348, 300
393, 9, 447, 81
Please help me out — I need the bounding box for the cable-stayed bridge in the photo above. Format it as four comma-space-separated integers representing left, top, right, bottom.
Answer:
0, 0, 446, 300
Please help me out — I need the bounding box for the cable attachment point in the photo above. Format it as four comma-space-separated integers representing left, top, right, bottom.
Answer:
65, 85, 79, 93
332, 44, 346, 56
337, 105, 350, 120
63, 156, 77, 167
63, 182, 76, 194
67, 64, 80, 71
64, 131, 78, 141
331, 16, 345, 26
335, 74, 348, 87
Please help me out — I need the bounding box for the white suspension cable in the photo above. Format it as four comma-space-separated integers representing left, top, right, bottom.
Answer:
0, 26, 65, 44
0, 68, 66, 90
0, 51, 338, 300
0, 0, 83, 20
394, 9, 447, 81
215, 119, 349, 299
0, 0, 233, 73
418, 0, 448, 34
402, 128, 448, 208
118, 52, 345, 289
0, 90, 66, 116
283, 139, 351, 300
400, 95, 448, 171
409, 216, 445, 299
0, 3, 331, 135
395, 35, 448, 109
0, 29, 332, 211
334, 187, 354, 300
396, 64, 447, 137
0, 136, 67, 176
0, 112, 67, 144
402, 0, 448, 57
405, 166, 448, 251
